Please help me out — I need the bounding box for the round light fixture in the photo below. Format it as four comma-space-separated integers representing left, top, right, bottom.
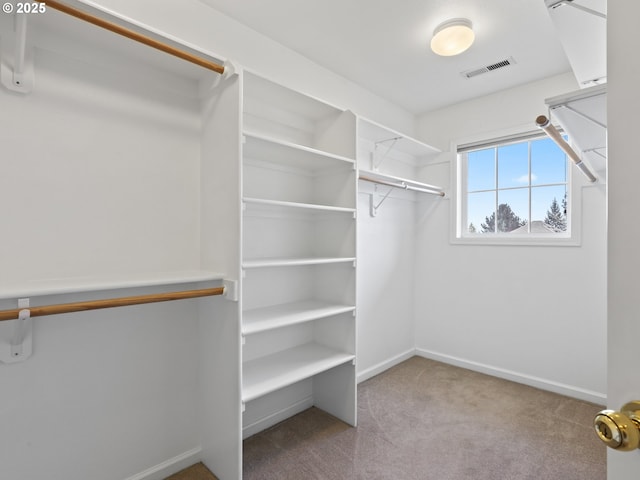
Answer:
430, 18, 475, 56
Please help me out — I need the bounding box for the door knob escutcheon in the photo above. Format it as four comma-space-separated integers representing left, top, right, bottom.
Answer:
594, 401, 640, 451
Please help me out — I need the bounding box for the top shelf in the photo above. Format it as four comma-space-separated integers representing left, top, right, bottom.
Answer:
358, 118, 440, 160
0, 270, 225, 300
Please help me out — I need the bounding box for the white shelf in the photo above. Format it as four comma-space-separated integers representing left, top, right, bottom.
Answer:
242, 343, 355, 402
358, 169, 444, 194
242, 300, 355, 335
242, 257, 356, 269
0, 270, 225, 300
243, 197, 356, 214
359, 118, 440, 160
243, 132, 355, 172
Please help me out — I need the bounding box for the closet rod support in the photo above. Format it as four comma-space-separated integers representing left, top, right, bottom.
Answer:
223, 279, 239, 302
370, 185, 394, 217
0, 298, 33, 364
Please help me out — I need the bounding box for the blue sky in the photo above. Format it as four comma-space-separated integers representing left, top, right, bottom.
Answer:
466, 137, 567, 231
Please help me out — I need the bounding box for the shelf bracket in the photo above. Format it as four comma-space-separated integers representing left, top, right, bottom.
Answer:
0, 298, 33, 364
0, 14, 35, 94
369, 184, 393, 217
584, 147, 607, 160
372, 136, 401, 171
555, 104, 607, 130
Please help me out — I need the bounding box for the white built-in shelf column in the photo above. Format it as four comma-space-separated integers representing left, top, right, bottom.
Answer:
240, 70, 357, 438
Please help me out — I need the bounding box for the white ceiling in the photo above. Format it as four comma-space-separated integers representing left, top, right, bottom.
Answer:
198, 0, 574, 115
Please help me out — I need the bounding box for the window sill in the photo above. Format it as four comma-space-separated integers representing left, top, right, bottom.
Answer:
450, 234, 580, 247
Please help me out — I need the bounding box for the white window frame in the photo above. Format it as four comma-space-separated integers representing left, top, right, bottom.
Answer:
450, 126, 583, 247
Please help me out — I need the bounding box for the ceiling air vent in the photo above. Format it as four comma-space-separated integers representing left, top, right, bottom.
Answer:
462, 57, 516, 79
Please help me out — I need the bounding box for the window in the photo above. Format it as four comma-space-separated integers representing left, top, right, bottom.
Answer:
456, 132, 574, 244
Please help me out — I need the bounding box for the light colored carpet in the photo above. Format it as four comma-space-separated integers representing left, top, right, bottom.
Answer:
165, 462, 218, 480
243, 356, 606, 479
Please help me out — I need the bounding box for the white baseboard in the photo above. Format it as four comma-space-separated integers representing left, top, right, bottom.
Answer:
124, 446, 202, 480
357, 348, 416, 383
415, 348, 606, 405
242, 396, 313, 439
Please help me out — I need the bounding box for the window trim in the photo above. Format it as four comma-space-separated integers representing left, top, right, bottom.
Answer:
450, 126, 583, 247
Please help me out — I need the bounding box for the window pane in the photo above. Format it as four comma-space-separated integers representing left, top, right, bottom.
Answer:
532, 185, 568, 233
531, 137, 567, 185
467, 149, 495, 191
498, 142, 529, 189
467, 191, 495, 233
497, 188, 528, 233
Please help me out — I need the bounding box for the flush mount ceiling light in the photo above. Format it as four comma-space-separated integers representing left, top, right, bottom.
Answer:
430, 18, 475, 56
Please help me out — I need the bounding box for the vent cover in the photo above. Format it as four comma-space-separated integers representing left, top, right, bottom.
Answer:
462, 57, 516, 79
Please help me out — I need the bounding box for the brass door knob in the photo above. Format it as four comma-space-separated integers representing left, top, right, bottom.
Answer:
594, 401, 640, 451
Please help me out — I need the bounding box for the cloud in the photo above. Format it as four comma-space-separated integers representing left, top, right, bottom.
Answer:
515, 173, 537, 183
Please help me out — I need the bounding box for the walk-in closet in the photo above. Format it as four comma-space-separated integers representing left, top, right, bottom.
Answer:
1, 0, 625, 479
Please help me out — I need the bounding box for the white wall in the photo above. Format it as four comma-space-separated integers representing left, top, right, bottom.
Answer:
414, 73, 607, 402
356, 189, 417, 380
0, 41, 202, 284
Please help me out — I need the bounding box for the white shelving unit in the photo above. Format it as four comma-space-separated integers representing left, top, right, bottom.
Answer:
240, 71, 357, 439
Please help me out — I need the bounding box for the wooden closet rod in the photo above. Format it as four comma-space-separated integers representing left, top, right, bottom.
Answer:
0, 287, 224, 321
39, 0, 225, 75
535, 115, 597, 183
